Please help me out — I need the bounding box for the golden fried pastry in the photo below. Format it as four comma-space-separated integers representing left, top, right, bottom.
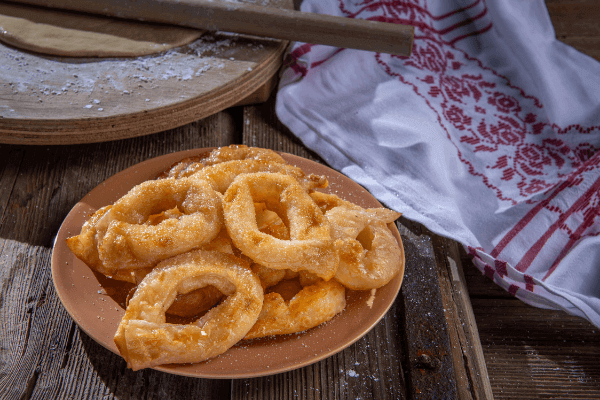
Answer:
223, 172, 338, 280
203, 144, 286, 166
266, 277, 304, 301
250, 262, 305, 290
283, 269, 299, 280
123, 228, 232, 317
158, 145, 288, 180
309, 191, 347, 213
245, 279, 346, 339
325, 202, 402, 290
190, 159, 328, 194
251, 263, 287, 289
67, 147, 405, 371
298, 270, 320, 287
66, 205, 116, 277
157, 155, 207, 180
311, 191, 402, 224
70, 178, 223, 277
200, 227, 235, 254
114, 250, 263, 371
65, 207, 165, 285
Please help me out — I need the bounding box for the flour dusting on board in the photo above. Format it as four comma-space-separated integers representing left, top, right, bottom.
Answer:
0, 32, 273, 119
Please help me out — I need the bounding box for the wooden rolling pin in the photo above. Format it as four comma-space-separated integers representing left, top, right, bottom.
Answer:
10, 0, 414, 56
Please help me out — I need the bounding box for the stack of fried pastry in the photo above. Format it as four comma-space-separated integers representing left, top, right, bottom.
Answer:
66, 145, 403, 371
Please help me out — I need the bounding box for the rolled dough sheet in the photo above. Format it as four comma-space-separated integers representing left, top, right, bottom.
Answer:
0, 2, 205, 57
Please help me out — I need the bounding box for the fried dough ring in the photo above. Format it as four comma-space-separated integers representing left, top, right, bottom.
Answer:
114, 250, 263, 371
204, 144, 286, 166
191, 159, 328, 194
223, 172, 338, 280
200, 226, 235, 255
165, 228, 233, 317
311, 191, 401, 222
158, 145, 287, 179
245, 279, 346, 339
325, 203, 402, 290
95, 178, 223, 275
120, 228, 233, 317
157, 155, 207, 179
66, 206, 161, 284
66, 205, 119, 276
310, 191, 346, 213
122, 264, 225, 319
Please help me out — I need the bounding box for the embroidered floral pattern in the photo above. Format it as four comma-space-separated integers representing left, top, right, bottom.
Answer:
282, 0, 600, 310
338, 0, 600, 205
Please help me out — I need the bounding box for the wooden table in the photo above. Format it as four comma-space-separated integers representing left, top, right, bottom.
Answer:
1, 1, 600, 399
0, 93, 495, 399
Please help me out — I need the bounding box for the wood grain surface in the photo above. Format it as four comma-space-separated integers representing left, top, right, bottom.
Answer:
0, 99, 489, 399
0, 2, 289, 145
1, 1, 599, 399
547, 0, 600, 62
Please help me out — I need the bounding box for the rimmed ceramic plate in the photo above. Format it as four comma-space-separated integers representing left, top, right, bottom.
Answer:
51, 148, 405, 379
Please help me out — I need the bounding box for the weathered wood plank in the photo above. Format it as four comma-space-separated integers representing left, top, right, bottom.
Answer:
546, 0, 600, 61
546, 2, 600, 37
0, 146, 24, 224
470, 296, 600, 400
0, 241, 57, 399
399, 234, 458, 400
432, 238, 493, 400
0, 112, 239, 399
393, 217, 493, 399
232, 306, 407, 400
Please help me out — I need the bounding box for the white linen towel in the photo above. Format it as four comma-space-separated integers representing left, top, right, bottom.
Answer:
276, 0, 600, 327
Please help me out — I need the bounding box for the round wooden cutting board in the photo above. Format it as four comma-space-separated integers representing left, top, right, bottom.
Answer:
0, 19, 288, 145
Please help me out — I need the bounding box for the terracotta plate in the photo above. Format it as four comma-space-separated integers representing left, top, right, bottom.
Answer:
51, 148, 405, 379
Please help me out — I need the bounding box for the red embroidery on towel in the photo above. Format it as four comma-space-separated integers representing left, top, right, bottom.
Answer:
288, 0, 600, 279
448, 21, 493, 45
484, 264, 495, 279
339, 0, 483, 23
378, 37, 600, 203
339, 0, 493, 45
494, 260, 508, 277
544, 208, 600, 280
367, 1, 600, 276
334, 0, 599, 208
283, 44, 314, 77
514, 173, 600, 272
524, 274, 535, 292
492, 152, 600, 261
